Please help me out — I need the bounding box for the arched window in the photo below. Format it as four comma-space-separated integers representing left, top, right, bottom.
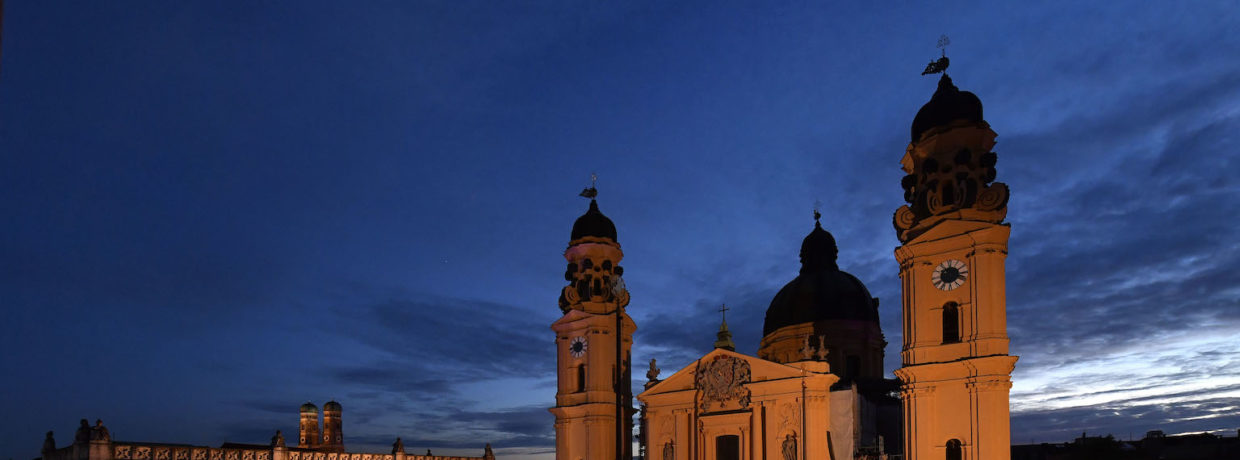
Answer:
576, 365, 586, 392
942, 302, 960, 344
946, 439, 962, 460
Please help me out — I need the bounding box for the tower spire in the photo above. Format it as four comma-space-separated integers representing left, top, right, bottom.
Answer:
713, 304, 735, 351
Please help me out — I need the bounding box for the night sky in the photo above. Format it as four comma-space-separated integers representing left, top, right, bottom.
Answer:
2, 2, 1238, 459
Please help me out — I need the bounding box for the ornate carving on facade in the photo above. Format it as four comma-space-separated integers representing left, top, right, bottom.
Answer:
694, 355, 752, 412
271, 431, 285, 448
176, 449, 190, 460
778, 402, 801, 432
662, 441, 674, 460
43, 432, 57, 455
781, 433, 798, 460
560, 258, 629, 311
75, 420, 91, 445
91, 420, 111, 442
815, 335, 829, 361
966, 379, 1014, 392
894, 145, 1009, 242
646, 358, 661, 382
116, 446, 133, 459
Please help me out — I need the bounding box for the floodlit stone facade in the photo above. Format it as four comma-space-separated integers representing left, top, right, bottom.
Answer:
625, 73, 1016, 460
892, 74, 1017, 460
550, 197, 637, 460
639, 349, 839, 460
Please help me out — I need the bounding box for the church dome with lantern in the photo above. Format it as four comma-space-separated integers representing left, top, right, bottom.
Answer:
762, 217, 880, 337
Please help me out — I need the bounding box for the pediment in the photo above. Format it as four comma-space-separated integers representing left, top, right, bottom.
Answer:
639, 348, 815, 398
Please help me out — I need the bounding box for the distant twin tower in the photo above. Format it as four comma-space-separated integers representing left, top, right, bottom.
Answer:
297, 401, 345, 452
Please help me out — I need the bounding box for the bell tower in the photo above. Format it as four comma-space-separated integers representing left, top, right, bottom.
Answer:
891, 68, 1018, 460
297, 402, 320, 449
321, 400, 344, 452
549, 187, 636, 460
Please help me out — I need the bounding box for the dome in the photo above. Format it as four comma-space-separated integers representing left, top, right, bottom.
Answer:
762, 220, 879, 336
299, 402, 318, 413
570, 200, 617, 242
799, 220, 838, 274
910, 74, 983, 143
323, 401, 341, 412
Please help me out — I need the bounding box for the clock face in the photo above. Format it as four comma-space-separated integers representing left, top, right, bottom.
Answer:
569, 336, 587, 358
932, 259, 968, 291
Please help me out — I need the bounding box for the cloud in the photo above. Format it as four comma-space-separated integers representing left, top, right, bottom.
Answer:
990, 57, 1240, 440
323, 296, 555, 379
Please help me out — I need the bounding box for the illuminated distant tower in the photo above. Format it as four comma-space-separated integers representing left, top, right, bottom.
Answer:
892, 46, 1018, 460
298, 402, 320, 449
322, 401, 344, 452
549, 184, 635, 460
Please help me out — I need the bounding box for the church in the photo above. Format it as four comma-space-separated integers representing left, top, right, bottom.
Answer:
35, 67, 1014, 460
550, 70, 1017, 460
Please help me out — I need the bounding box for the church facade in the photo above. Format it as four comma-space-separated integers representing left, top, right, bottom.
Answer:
551, 72, 1017, 460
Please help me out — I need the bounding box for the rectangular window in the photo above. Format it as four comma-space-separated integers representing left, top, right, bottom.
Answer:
715, 435, 739, 460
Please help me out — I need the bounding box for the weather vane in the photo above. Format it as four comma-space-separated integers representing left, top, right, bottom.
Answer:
921, 34, 951, 75
813, 200, 822, 222
579, 173, 598, 199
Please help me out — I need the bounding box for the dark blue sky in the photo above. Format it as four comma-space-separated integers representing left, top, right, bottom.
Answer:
2, 2, 1238, 459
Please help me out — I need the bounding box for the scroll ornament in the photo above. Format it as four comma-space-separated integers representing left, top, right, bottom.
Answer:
895, 148, 1008, 242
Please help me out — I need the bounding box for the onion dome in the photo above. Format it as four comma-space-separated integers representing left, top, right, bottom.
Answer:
323, 401, 341, 412
910, 74, 983, 143
763, 218, 879, 336
570, 200, 617, 242
299, 402, 318, 414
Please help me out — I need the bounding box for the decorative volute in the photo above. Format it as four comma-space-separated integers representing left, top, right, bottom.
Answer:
894, 74, 1009, 243
558, 195, 629, 314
